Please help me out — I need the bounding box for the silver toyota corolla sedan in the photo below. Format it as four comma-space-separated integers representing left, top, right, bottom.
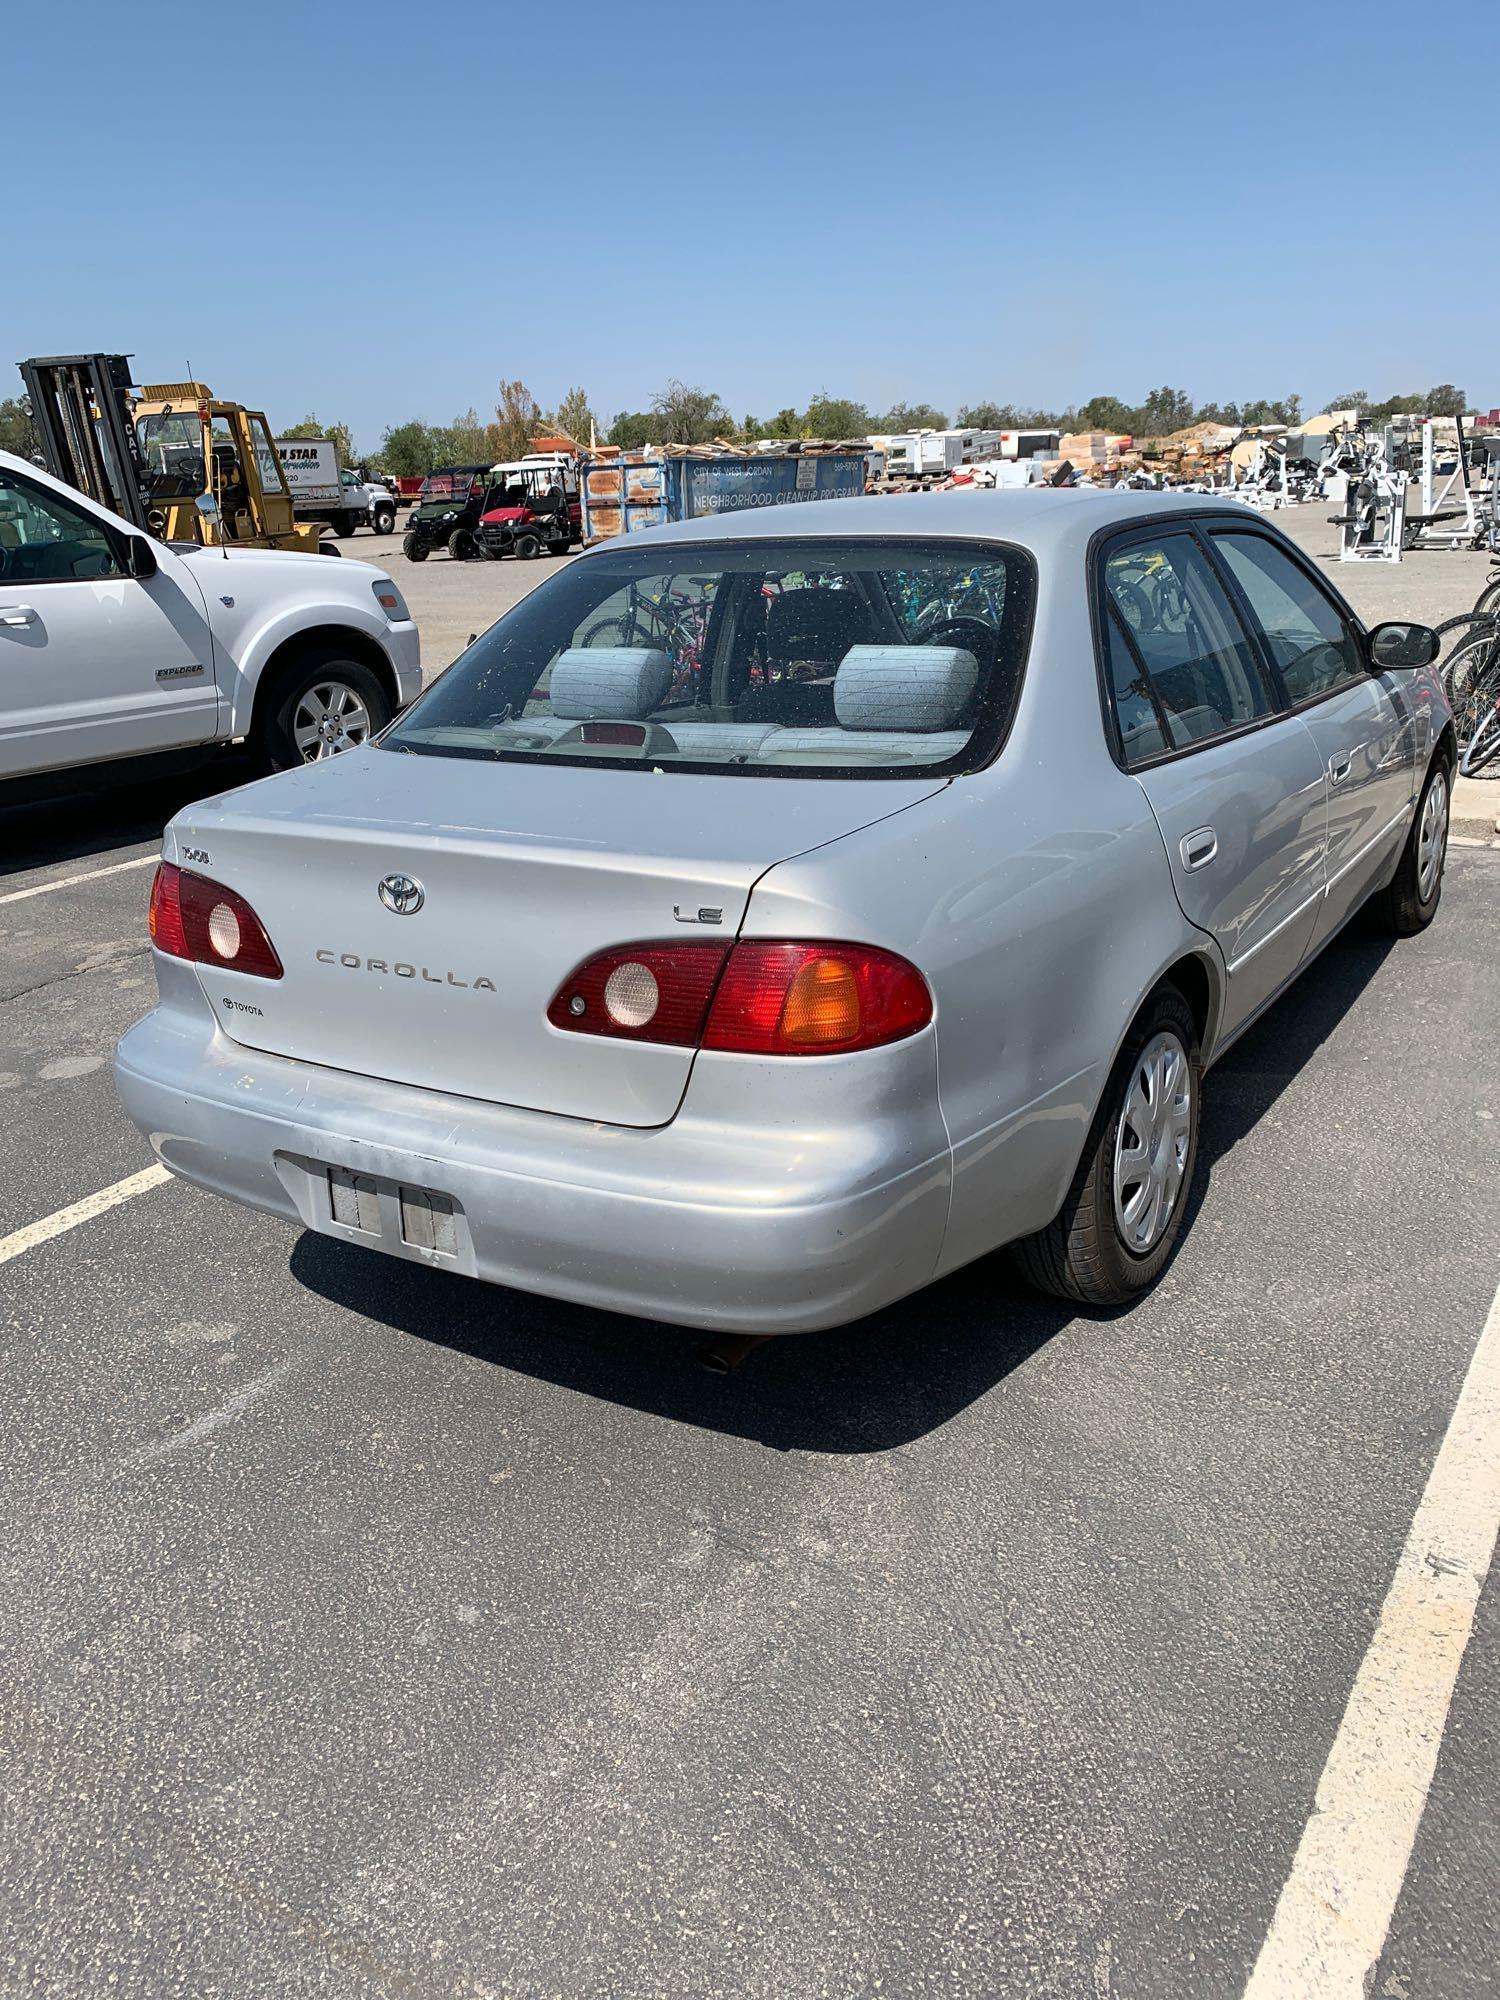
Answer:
115, 492, 1454, 1332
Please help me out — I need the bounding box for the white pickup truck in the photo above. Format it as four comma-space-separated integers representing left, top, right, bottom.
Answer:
274, 440, 397, 539
0, 449, 422, 792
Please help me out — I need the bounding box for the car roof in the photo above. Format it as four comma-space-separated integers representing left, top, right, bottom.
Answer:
577, 487, 1258, 564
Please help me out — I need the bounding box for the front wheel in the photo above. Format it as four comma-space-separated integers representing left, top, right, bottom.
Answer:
513, 531, 541, 559
1370, 753, 1451, 934
372, 505, 396, 535
402, 533, 427, 562
254, 653, 392, 771
1014, 986, 1200, 1306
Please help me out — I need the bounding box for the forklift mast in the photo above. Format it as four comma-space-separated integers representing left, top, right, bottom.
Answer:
16, 353, 152, 531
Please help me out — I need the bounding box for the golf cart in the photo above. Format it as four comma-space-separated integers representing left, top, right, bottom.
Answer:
475, 459, 582, 561
400, 465, 492, 562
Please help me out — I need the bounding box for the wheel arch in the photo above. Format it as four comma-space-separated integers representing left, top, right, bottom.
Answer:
246, 624, 400, 742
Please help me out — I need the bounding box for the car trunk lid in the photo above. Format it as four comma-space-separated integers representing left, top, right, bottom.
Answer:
170, 748, 946, 1127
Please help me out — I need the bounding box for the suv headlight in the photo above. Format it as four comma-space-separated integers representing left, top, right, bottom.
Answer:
372, 579, 410, 622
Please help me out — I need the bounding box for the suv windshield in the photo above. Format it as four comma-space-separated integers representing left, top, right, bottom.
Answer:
383, 536, 1035, 778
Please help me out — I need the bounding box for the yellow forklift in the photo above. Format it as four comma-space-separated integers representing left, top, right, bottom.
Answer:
17, 353, 328, 554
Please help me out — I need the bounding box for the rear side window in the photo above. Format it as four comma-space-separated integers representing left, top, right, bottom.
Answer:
1104, 610, 1170, 765
1211, 532, 1363, 704
1102, 535, 1274, 752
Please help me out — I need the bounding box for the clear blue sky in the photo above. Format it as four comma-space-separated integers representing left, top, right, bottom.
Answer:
8, 0, 1497, 450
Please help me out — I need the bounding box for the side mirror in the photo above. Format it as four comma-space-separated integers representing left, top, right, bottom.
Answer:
1369, 620, 1440, 671
126, 535, 158, 580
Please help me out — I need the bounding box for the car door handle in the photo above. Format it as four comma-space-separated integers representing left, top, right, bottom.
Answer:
1180, 827, 1218, 870
1329, 752, 1353, 783
0, 604, 38, 628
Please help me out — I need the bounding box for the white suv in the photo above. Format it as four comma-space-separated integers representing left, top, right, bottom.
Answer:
0, 450, 422, 789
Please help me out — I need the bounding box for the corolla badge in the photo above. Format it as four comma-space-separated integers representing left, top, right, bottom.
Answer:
378, 873, 425, 915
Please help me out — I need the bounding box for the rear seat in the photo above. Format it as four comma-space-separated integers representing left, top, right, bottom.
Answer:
487, 641, 978, 766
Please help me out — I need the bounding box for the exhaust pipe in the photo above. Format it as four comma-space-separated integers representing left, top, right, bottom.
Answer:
696, 1332, 774, 1376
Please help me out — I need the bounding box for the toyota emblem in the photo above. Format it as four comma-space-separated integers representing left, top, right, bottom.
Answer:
378, 873, 424, 915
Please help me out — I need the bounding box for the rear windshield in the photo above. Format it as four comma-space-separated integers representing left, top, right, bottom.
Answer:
383, 536, 1036, 778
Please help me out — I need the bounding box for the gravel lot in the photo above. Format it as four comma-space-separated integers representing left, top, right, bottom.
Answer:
1, 496, 1497, 1998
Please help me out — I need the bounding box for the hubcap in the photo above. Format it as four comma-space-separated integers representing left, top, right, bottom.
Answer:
291, 681, 374, 762
1113, 1031, 1193, 1256
1417, 769, 1448, 902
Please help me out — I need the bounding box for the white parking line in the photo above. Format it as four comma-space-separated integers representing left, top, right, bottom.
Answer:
0, 1164, 172, 1267
0, 854, 157, 907
1244, 1279, 1500, 1996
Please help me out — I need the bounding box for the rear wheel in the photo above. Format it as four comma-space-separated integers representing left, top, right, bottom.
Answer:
549, 539, 571, 557
448, 529, 475, 561
1370, 752, 1451, 934
335, 512, 357, 539
254, 652, 392, 771
1014, 986, 1200, 1306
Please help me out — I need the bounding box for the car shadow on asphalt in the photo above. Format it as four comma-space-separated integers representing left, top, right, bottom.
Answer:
0, 759, 258, 881
289, 926, 1397, 1455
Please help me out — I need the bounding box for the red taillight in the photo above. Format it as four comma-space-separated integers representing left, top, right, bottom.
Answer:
547, 940, 931, 1056
546, 941, 729, 1044
704, 942, 932, 1054
148, 862, 284, 980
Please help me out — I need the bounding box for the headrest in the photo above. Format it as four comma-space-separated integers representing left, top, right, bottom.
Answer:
833, 645, 979, 731
550, 647, 672, 720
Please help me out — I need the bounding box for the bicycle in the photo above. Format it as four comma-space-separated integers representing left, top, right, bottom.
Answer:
1434, 612, 1500, 776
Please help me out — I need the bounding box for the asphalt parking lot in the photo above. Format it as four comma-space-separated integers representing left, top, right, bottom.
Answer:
2, 502, 1498, 1997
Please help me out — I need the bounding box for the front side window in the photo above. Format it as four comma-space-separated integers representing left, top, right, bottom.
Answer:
0, 472, 119, 583
1102, 535, 1273, 750
1211, 532, 1363, 704
384, 536, 1035, 778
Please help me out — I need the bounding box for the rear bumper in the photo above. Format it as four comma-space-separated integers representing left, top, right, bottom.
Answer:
114, 963, 952, 1333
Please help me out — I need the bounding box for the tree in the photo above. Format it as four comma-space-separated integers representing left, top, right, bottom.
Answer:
1137, 385, 1195, 436
607, 409, 655, 450
1077, 395, 1136, 434
552, 385, 597, 449
956, 401, 1015, 430
874, 401, 948, 432
1425, 383, 1467, 418
431, 407, 497, 466
650, 379, 733, 446
379, 420, 436, 479
803, 391, 871, 439
768, 407, 800, 439
0, 396, 38, 459
493, 379, 542, 463
280, 415, 324, 440
1322, 390, 1369, 417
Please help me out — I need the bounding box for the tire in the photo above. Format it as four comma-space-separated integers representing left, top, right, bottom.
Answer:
318, 541, 342, 557
372, 505, 396, 535
1441, 626, 1500, 709
335, 512, 356, 539
514, 531, 541, 559
253, 651, 393, 772
1014, 985, 1201, 1307
1369, 752, 1451, 934
402, 534, 427, 562
1474, 571, 1500, 619
448, 530, 475, 561
548, 540, 571, 558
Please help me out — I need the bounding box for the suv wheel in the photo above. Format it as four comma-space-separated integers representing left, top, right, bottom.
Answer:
1014, 984, 1200, 1306
255, 652, 392, 771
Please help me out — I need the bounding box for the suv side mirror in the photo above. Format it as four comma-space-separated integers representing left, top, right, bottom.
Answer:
1369, 621, 1440, 671
126, 535, 158, 580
